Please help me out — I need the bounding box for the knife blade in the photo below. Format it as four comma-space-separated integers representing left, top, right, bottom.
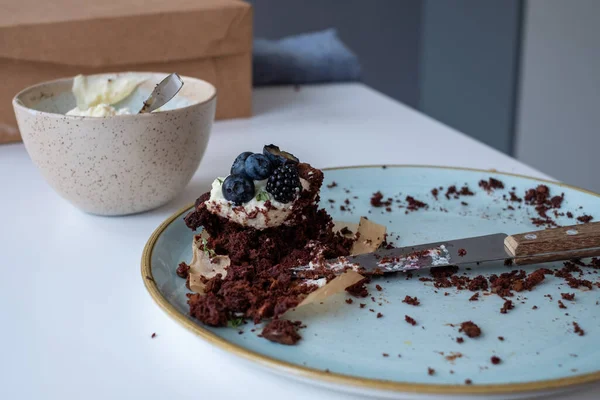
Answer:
295, 222, 600, 276
295, 233, 509, 276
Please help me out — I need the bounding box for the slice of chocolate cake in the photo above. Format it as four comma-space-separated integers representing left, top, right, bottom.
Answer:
181, 145, 355, 334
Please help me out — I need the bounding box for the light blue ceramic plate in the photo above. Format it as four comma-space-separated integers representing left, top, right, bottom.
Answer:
142, 166, 600, 399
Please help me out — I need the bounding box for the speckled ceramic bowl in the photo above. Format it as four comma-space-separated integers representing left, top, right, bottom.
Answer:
13, 72, 216, 216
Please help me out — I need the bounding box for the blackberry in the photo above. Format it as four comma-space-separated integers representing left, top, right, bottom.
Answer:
266, 163, 301, 203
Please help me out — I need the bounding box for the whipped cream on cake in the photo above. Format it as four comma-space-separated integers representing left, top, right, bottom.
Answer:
204, 176, 312, 229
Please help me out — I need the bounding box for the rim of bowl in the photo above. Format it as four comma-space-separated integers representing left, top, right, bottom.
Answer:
12, 72, 217, 120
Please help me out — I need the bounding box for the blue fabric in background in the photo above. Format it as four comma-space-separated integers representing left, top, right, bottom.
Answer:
253, 29, 361, 86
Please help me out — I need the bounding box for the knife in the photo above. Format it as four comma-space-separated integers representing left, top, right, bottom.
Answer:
138, 73, 183, 114
296, 222, 600, 276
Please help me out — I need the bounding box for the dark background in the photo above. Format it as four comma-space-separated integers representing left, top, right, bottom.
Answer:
248, 0, 522, 156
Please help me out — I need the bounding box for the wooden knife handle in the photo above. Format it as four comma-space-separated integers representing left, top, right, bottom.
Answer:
504, 222, 600, 265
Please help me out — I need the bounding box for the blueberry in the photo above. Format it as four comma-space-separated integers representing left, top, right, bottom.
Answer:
222, 174, 255, 205
244, 153, 273, 180
263, 144, 299, 167
231, 151, 253, 177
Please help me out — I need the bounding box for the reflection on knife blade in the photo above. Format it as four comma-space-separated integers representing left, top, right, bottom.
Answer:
296, 245, 452, 277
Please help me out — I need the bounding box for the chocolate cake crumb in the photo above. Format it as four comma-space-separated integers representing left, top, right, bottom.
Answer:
445, 185, 474, 200
176, 262, 190, 279
491, 356, 501, 365
459, 186, 474, 196
377, 312, 383, 318
151, 333, 156, 339
471, 276, 490, 292
558, 300, 567, 309
531, 216, 558, 228
567, 212, 574, 218
465, 379, 473, 385
359, 303, 366, 308
522, 185, 567, 227
500, 299, 514, 314
340, 205, 347, 211
577, 215, 593, 223
573, 322, 585, 336
498, 336, 504, 341
328, 199, 335, 203
504, 259, 513, 266
370, 191, 392, 207
555, 261, 594, 289
375, 284, 383, 291
431, 188, 439, 200
345, 298, 353, 305
458, 248, 467, 257
532, 305, 538, 309
479, 177, 504, 191
261, 319, 302, 345
369, 309, 374, 312
339, 226, 352, 235
459, 321, 481, 338
326, 181, 338, 189
188, 293, 229, 327
509, 192, 522, 202
345, 278, 369, 298
403, 295, 420, 306
428, 367, 435, 376
469, 293, 480, 302
461, 201, 468, 206
405, 315, 417, 326
382, 353, 389, 357
204, 274, 222, 294
561, 293, 575, 301
406, 196, 428, 211
456, 337, 464, 344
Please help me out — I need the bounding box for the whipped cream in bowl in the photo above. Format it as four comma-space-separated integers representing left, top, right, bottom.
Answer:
65, 74, 145, 116
205, 177, 312, 229
66, 103, 131, 117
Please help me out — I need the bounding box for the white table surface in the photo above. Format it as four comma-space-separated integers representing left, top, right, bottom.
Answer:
1, 83, 597, 400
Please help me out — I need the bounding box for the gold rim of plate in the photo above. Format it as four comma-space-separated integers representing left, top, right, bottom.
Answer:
141, 164, 600, 396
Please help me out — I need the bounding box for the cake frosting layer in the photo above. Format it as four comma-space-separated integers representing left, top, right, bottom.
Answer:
204, 177, 311, 229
